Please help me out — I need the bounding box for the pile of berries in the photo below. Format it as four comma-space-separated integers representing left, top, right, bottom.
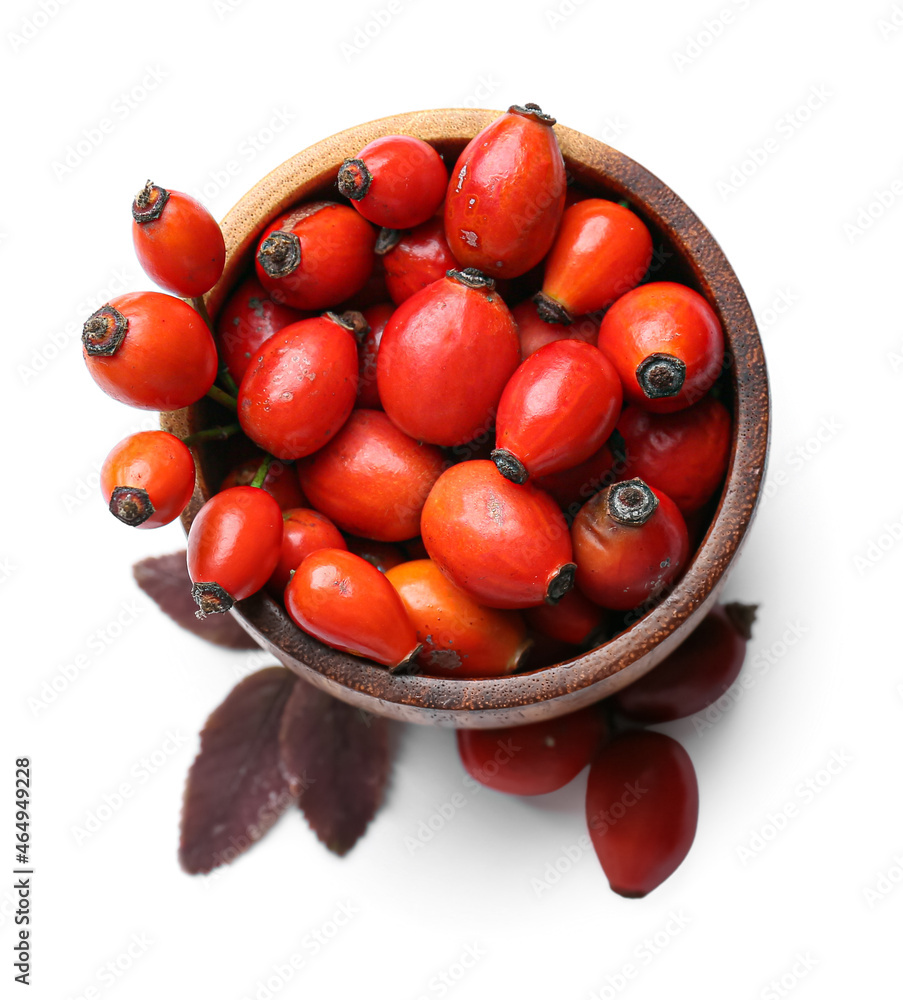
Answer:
83, 104, 750, 896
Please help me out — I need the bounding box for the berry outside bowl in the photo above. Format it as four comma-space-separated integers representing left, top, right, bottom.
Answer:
161, 108, 769, 728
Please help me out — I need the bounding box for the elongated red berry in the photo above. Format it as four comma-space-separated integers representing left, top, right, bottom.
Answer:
338, 135, 447, 229
586, 731, 698, 897
255, 202, 375, 310
187, 486, 283, 616
381, 217, 458, 305
284, 549, 421, 671
534, 199, 652, 324
82, 292, 217, 411
445, 104, 566, 278
492, 340, 622, 483
131, 181, 225, 298
572, 479, 688, 611
612, 603, 756, 722
377, 269, 520, 447
238, 313, 361, 460
458, 708, 607, 796
101, 431, 195, 528
597, 282, 725, 413
297, 410, 446, 542
421, 460, 575, 609
266, 508, 347, 597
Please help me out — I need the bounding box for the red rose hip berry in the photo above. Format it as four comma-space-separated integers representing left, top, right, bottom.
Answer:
284, 549, 421, 672
586, 730, 698, 897
381, 217, 458, 305
100, 431, 195, 529
355, 302, 394, 409
492, 340, 623, 483
572, 479, 688, 611
445, 103, 566, 278
266, 508, 347, 597
131, 181, 225, 298
421, 460, 576, 609
512, 298, 599, 360
338, 135, 447, 229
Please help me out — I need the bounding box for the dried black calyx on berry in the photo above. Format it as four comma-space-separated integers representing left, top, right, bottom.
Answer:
132, 180, 169, 223
324, 310, 370, 343
109, 487, 155, 527
508, 103, 557, 126
82, 304, 129, 357
257, 231, 302, 278
491, 449, 528, 485
191, 582, 234, 619
546, 563, 576, 604
447, 267, 495, 291
636, 353, 686, 399
532, 291, 573, 326
390, 644, 424, 676
607, 479, 658, 526
374, 228, 404, 255
337, 158, 372, 201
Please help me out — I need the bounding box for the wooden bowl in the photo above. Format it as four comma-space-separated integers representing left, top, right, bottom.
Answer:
162, 108, 769, 728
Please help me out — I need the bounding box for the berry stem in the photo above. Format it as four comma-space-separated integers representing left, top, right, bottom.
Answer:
206, 385, 238, 411
250, 454, 274, 489
191, 295, 214, 332
182, 423, 240, 446
217, 365, 239, 396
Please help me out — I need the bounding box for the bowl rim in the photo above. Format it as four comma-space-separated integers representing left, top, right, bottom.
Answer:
164, 107, 770, 727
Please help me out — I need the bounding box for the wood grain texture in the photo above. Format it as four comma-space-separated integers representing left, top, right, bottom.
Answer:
161, 108, 770, 728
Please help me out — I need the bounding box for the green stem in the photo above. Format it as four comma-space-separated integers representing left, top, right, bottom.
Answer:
192, 296, 214, 331
182, 423, 240, 446
206, 385, 238, 411
250, 454, 274, 489
217, 365, 239, 397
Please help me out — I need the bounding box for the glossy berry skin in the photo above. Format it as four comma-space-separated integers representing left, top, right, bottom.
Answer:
535, 200, 652, 323
457, 707, 607, 796
512, 298, 598, 359
597, 282, 725, 413
386, 559, 529, 678
299, 410, 445, 540
266, 508, 347, 597
421, 460, 576, 609
378, 271, 520, 446
382, 217, 458, 305
525, 587, 606, 646
187, 486, 283, 616
534, 443, 616, 513
572, 480, 689, 611
131, 183, 225, 298
586, 731, 698, 897
617, 397, 732, 515
338, 135, 447, 229
284, 548, 420, 671
238, 315, 359, 460
356, 302, 394, 409
100, 431, 195, 529
345, 537, 407, 574
216, 275, 308, 382
82, 292, 217, 411
493, 340, 623, 483
445, 104, 566, 279
255, 202, 375, 311
612, 604, 753, 722
221, 456, 307, 510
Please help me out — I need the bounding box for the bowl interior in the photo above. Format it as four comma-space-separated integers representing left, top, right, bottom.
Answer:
162, 109, 768, 728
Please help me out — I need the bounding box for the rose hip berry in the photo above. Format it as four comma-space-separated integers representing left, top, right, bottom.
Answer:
220, 455, 307, 510
377, 269, 520, 447
284, 548, 421, 672
355, 302, 394, 409
533, 442, 616, 513
525, 587, 607, 646
187, 485, 283, 617
100, 431, 195, 529
266, 508, 347, 598
534, 199, 653, 324
338, 135, 447, 229
255, 202, 376, 311
131, 181, 226, 298
381, 217, 458, 305
492, 340, 623, 484
597, 282, 725, 413
237, 312, 362, 460
421, 460, 576, 609
617, 396, 732, 515
457, 707, 607, 796
586, 730, 698, 897
386, 559, 530, 678
445, 104, 566, 278
572, 479, 688, 611
512, 298, 599, 359
297, 409, 446, 542
82, 292, 217, 411
613, 603, 756, 722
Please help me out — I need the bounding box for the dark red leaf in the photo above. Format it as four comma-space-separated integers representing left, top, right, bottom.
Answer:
279, 680, 392, 856
133, 551, 259, 649
180, 666, 298, 874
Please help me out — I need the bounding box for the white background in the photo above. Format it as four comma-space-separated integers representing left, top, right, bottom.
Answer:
2, 0, 901, 997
